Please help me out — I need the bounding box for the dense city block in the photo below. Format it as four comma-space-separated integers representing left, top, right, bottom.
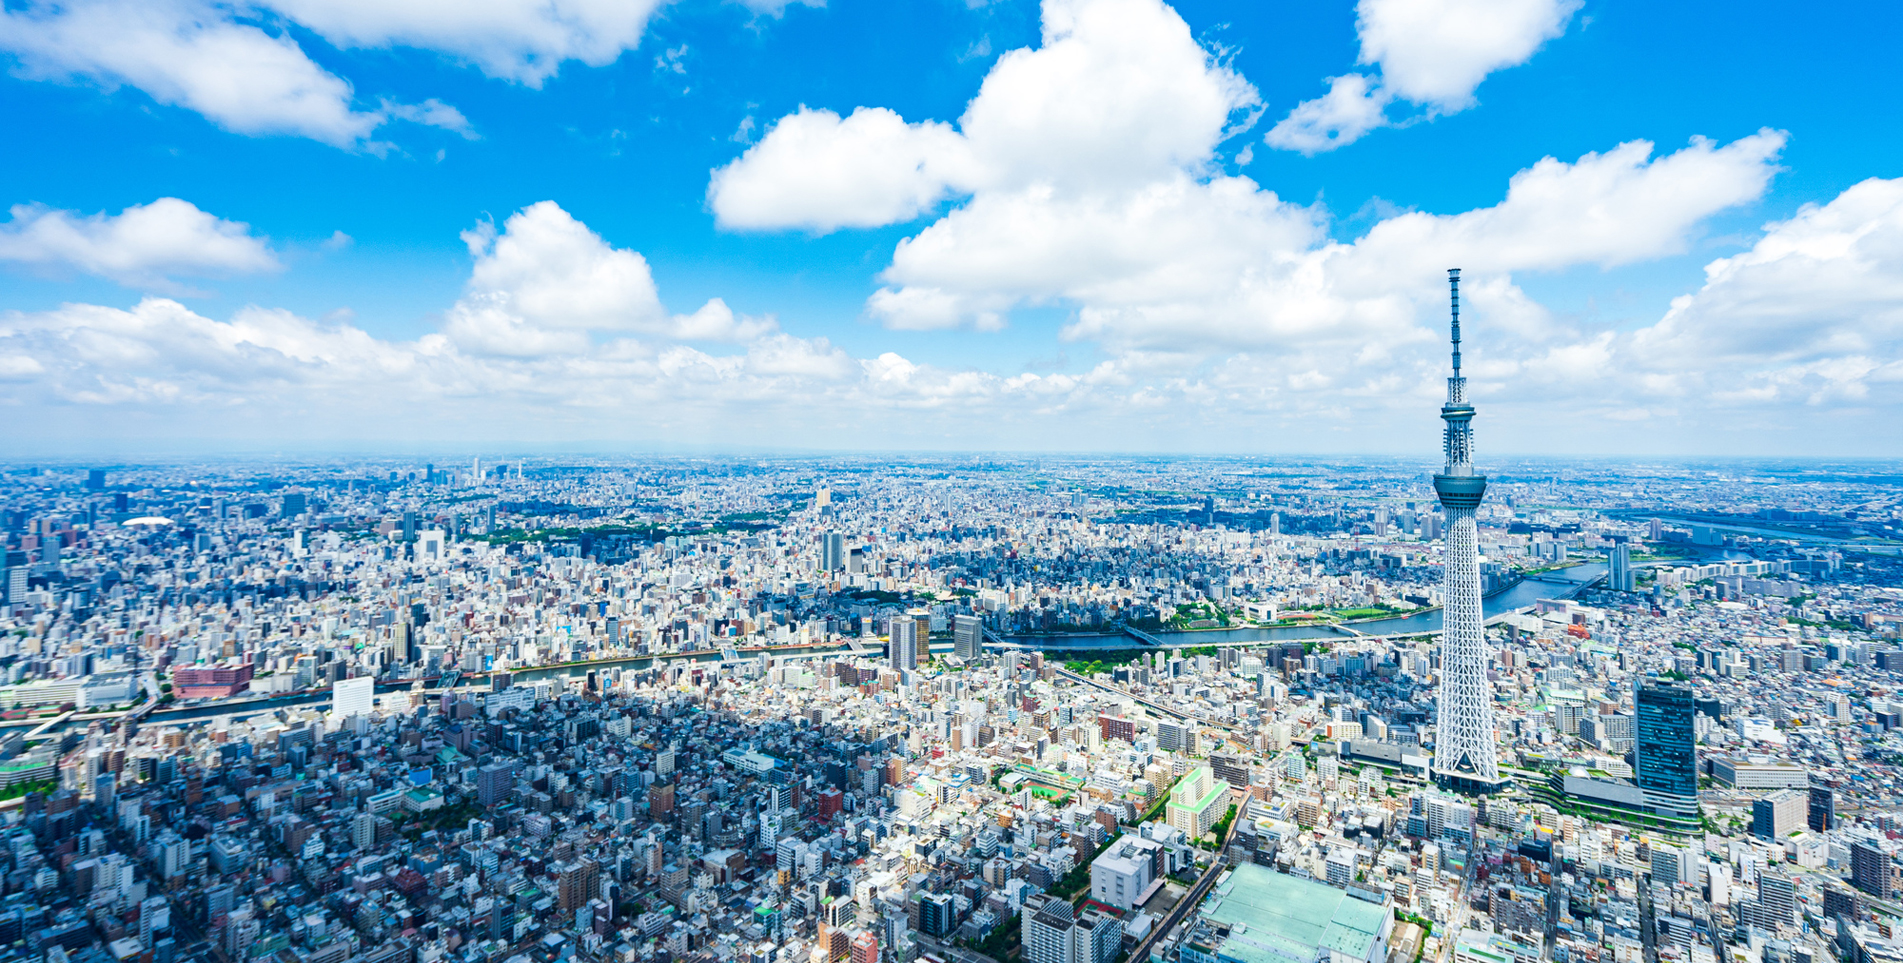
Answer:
3, 456, 1902, 963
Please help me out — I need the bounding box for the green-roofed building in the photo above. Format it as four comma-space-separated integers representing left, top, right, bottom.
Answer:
1181, 864, 1393, 963
1168, 766, 1230, 838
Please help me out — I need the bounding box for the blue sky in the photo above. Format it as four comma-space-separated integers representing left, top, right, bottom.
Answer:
2, 0, 1901, 456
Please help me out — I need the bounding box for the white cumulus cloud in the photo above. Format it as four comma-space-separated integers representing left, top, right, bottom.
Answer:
9, 174, 1903, 453
1271, 0, 1581, 153
0, 0, 383, 146
709, 0, 1258, 235
698, 0, 1881, 452
1625, 176, 1903, 405
1343, 131, 1789, 277
730, 0, 1782, 355
1358, 0, 1580, 109
0, 295, 1135, 449
1264, 73, 1392, 156
710, 107, 975, 233
0, 197, 281, 289
446, 201, 776, 356
258, 0, 666, 87
0, 0, 677, 147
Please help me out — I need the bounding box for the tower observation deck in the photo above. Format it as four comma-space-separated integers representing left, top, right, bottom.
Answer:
1432, 268, 1504, 795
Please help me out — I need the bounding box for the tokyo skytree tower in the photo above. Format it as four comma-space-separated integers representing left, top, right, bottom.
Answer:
1432, 269, 1503, 793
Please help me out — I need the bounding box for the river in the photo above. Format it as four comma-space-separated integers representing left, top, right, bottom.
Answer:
997, 562, 1607, 649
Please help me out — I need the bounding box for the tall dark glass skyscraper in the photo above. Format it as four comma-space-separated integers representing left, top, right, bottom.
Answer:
1635, 679, 1699, 819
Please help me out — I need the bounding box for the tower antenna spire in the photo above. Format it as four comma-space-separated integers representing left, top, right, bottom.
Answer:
1449, 268, 1461, 377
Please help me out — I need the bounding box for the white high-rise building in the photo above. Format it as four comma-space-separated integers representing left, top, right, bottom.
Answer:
1431, 269, 1502, 793
1021, 894, 1119, 963
890, 617, 918, 672
760, 786, 783, 851
139, 896, 170, 949
333, 675, 374, 722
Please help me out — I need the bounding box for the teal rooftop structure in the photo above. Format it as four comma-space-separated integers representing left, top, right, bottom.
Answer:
1185, 864, 1394, 963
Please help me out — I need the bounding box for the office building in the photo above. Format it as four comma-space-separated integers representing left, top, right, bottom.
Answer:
1021, 895, 1118, 963
139, 896, 169, 949
1824, 888, 1861, 923
953, 614, 984, 661
820, 532, 845, 572
393, 622, 413, 664
916, 892, 957, 938
1752, 789, 1805, 840
332, 676, 374, 721
1210, 752, 1253, 790
154, 833, 189, 878
1852, 840, 1892, 899
1431, 269, 1502, 793
205, 884, 235, 923
4, 555, 25, 607
1710, 756, 1808, 789
1635, 679, 1699, 820
477, 761, 517, 808
1650, 844, 1697, 887
556, 858, 598, 913
1811, 785, 1837, 832
172, 662, 254, 698
1610, 542, 1634, 592
1156, 719, 1197, 754
1089, 836, 1162, 910
889, 617, 917, 672
1759, 872, 1796, 927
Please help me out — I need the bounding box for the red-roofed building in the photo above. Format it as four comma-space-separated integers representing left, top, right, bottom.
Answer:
173, 662, 255, 698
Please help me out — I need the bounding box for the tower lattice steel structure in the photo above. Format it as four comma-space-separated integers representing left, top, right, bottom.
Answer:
1432, 268, 1503, 793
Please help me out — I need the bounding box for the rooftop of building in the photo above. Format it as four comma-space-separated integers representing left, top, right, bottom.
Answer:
1199, 863, 1390, 963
